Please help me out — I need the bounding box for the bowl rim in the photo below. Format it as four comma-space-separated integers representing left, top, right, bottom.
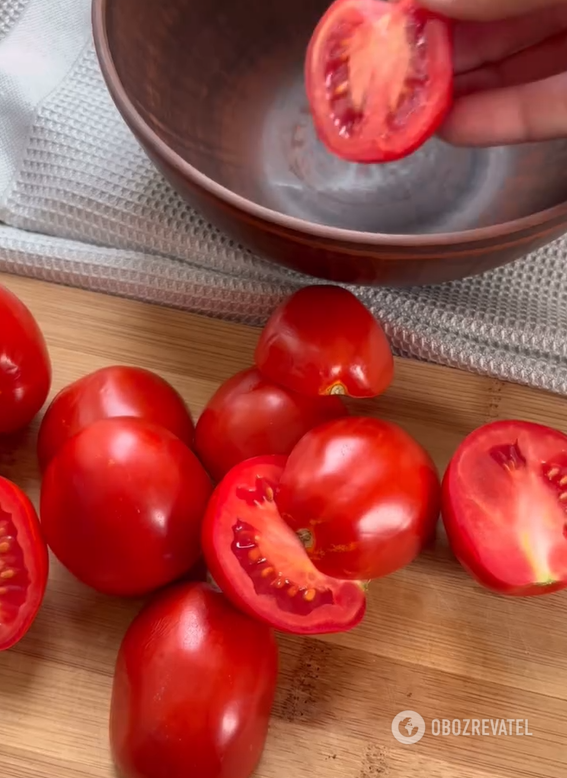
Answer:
92, 0, 567, 250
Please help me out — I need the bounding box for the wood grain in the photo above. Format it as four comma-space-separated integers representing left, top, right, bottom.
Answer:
1, 273, 567, 778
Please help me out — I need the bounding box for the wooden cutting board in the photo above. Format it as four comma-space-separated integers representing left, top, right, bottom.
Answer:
1, 273, 566, 778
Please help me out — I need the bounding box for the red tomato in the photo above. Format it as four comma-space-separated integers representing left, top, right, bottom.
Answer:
111, 582, 278, 778
37, 366, 194, 472
443, 420, 567, 596
255, 286, 393, 398
195, 367, 347, 481
0, 477, 48, 650
305, 0, 453, 162
40, 417, 212, 597
202, 456, 366, 635
277, 417, 440, 580
0, 284, 51, 434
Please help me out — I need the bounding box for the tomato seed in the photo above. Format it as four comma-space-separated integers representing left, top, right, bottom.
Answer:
0, 541, 10, 553
0, 570, 15, 579
304, 589, 317, 602
261, 567, 275, 579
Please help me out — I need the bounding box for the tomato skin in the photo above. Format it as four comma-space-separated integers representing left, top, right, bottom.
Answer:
0, 284, 51, 434
111, 582, 278, 778
40, 417, 212, 597
255, 286, 393, 398
195, 367, 347, 481
37, 366, 194, 472
277, 417, 441, 580
305, 0, 453, 163
443, 420, 567, 596
202, 456, 366, 635
0, 477, 48, 650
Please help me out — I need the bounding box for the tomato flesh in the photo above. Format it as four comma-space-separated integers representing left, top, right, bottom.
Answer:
195, 367, 347, 481
305, 0, 453, 162
202, 456, 366, 635
0, 477, 48, 650
255, 286, 393, 399
443, 420, 567, 596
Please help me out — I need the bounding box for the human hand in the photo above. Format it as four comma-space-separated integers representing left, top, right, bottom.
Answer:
418, 0, 567, 146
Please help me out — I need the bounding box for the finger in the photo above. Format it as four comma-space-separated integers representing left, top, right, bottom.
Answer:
452, 4, 567, 73
454, 32, 567, 95
439, 72, 567, 146
420, 0, 567, 22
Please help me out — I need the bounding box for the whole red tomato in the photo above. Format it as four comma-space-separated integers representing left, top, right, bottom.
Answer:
37, 365, 194, 472
255, 286, 393, 398
0, 284, 51, 434
443, 420, 567, 596
277, 417, 441, 580
202, 456, 366, 635
40, 417, 212, 597
195, 367, 347, 481
0, 477, 48, 650
111, 582, 278, 778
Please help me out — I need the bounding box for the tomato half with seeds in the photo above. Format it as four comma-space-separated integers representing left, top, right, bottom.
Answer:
277, 417, 441, 580
443, 420, 567, 596
202, 456, 366, 635
305, 0, 453, 162
0, 477, 48, 650
195, 367, 347, 481
38, 365, 194, 472
255, 286, 393, 398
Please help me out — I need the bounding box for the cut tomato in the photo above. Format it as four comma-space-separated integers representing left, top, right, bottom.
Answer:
305, 0, 453, 162
443, 420, 567, 596
0, 477, 48, 650
201, 456, 366, 635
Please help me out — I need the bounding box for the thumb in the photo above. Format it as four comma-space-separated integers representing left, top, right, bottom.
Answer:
419, 0, 567, 22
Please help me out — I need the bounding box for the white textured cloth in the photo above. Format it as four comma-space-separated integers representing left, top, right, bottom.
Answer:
1, 0, 567, 393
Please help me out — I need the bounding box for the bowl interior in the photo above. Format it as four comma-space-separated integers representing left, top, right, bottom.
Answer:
105, 0, 567, 236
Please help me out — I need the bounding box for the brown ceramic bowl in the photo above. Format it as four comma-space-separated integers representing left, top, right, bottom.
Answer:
92, 0, 567, 286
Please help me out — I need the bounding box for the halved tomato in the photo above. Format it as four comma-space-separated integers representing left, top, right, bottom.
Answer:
0, 477, 48, 650
305, 0, 453, 162
201, 456, 366, 635
443, 420, 567, 596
